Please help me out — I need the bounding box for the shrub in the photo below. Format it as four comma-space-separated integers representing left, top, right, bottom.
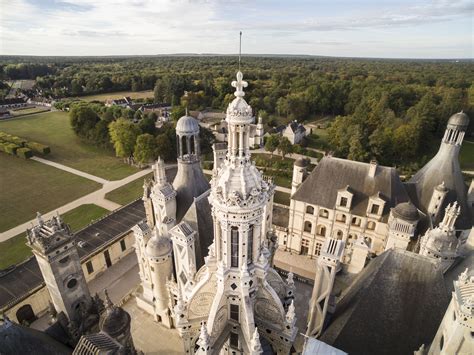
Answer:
26, 142, 51, 155
4, 143, 20, 155
16, 147, 33, 159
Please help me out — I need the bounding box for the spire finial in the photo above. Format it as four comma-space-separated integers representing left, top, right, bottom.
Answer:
104, 289, 114, 313
239, 31, 242, 72
184, 91, 189, 116
250, 327, 263, 354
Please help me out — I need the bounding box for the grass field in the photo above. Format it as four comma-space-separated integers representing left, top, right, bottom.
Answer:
0, 204, 109, 269
274, 191, 290, 205
460, 141, 474, 170
0, 153, 101, 232
105, 172, 153, 205
0, 111, 138, 180
77, 90, 154, 102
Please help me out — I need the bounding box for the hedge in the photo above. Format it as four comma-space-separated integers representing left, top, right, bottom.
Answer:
26, 142, 51, 155
16, 147, 33, 159
4, 143, 20, 155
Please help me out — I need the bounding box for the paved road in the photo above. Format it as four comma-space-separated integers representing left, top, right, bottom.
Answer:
31, 156, 109, 184
0, 166, 152, 242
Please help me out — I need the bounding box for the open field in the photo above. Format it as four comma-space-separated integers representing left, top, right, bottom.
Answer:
0, 204, 109, 269
460, 141, 474, 170
0, 153, 101, 232
105, 172, 153, 205
274, 191, 290, 206
0, 111, 138, 180
11, 106, 50, 116
76, 90, 154, 102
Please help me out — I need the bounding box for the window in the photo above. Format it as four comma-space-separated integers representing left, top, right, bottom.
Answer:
306, 206, 315, 215
319, 209, 329, 218
231, 227, 239, 267
314, 243, 322, 256
120, 239, 126, 252
340, 197, 348, 207
317, 225, 326, 236
336, 214, 346, 223
67, 278, 77, 289
230, 332, 239, 347
247, 226, 253, 264
367, 221, 376, 230
301, 239, 310, 255
370, 204, 380, 214
230, 304, 239, 321
351, 217, 361, 226
335, 230, 343, 240
304, 221, 312, 233
86, 261, 94, 274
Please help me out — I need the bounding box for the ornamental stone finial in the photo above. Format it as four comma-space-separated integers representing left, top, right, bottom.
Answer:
286, 300, 296, 325
250, 327, 263, 355
197, 323, 210, 351
231, 71, 248, 98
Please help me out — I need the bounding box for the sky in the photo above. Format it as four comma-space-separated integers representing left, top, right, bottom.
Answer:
0, 0, 472, 58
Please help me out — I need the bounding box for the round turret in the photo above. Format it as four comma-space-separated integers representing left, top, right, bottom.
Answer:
146, 233, 172, 259
447, 111, 469, 131
176, 115, 200, 135
392, 202, 420, 222
100, 306, 131, 337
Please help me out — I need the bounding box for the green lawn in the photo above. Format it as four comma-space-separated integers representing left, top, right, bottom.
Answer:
0, 153, 101, 232
0, 204, 109, 270
11, 107, 50, 116
460, 141, 474, 170
77, 90, 154, 102
0, 111, 138, 180
105, 172, 153, 205
274, 191, 290, 206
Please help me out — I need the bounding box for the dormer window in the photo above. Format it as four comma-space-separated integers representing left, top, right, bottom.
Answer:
340, 197, 348, 207
306, 205, 315, 215
319, 209, 329, 218
370, 204, 380, 214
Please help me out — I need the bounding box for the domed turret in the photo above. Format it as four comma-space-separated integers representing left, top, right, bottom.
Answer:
392, 202, 419, 222
146, 232, 172, 259
176, 114, 200, 135
447, 111, 470, 130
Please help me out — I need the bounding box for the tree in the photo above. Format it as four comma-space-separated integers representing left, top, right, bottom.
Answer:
108, 118, 141, 161
199, 126, 215, 155
134, 133, 158, 165
139, 115, 157, 135
265, 134, 280, 157
69, 103, 100, 139
277, 136, 293, 159
171, 105, 186, 122
156, 133, 174, 161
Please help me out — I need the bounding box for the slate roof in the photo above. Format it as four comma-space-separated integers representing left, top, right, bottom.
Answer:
292, 157, 409, 222
182, 190, 214, 270
73, 332, 121, 355
0, 200, 145, 311
320, 249, 450, 355
0, 319, 72, 355
406, 143, 472, 229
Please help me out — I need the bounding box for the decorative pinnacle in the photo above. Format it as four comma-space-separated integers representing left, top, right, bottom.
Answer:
286, 300, 296, 324
250, 327, 263, 354
104, 289, 115, 314
197, 323, 210, 349
231, 71, 248, 98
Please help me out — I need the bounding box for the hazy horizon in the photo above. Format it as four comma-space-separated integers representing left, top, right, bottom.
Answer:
1, 0, 473, 59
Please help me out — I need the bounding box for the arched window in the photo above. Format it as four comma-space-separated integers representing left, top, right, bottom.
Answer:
304, 221, 312, 233
351, 217, 361, 226
367, 221, 376, 230
306, 206, 315, 215
364, 236, 372, 247
189, 135, 195, 154
319, 209, 329, 218
336, 214, 346, 223
231, 227, 239, 267
247, 225, 253, 264
181, 135, 187, 155
317, 225, 326, 236
335, 230, 343, 240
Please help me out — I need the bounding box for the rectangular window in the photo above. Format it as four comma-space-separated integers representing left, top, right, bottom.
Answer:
120, 239, 126, 252
230, 332, 239, 347
86, 261, 94, 274
247, 226, 253, 264
231, 227, 239, 267
340, 197, 348, 207
371, 204, 379, 214
230, 304, 239, 321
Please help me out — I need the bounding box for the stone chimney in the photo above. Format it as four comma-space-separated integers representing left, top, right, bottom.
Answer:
368, 160, 378, 178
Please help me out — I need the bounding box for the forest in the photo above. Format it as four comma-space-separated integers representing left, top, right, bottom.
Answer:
1, 55, 472, 171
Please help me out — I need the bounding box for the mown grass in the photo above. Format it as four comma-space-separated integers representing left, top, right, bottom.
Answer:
105, 172, 153, 205
0, 204, 109, 269
274, 191, 291, 206
0, 111, 138, 180
0, 153, 101, 232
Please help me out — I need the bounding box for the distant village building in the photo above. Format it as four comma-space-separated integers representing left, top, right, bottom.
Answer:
0, 97, 27, 110
282, 121, 307, 144
105, 96, 134, 108
139, 103, 171, 122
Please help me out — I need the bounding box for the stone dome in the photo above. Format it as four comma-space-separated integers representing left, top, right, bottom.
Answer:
294, 157, 309, 168
100, 306, 130, 337
176, 115, 200, 135
392, 202, 419, 222
447, 111, 469, 129
146, 234, 172, 258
